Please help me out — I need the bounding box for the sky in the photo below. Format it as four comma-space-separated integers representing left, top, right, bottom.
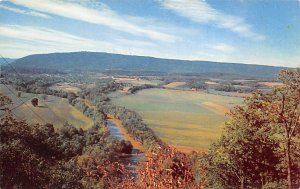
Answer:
0, 0, 299, 67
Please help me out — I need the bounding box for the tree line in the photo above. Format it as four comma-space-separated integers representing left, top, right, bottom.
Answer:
201, 69, 300, 189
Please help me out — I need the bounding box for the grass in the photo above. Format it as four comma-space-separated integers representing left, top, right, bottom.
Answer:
50, 83, 81, 94
112, 88, 243, 148
257, 82, 283, 87
0, 84, 93, 130
204, 81, 218, 85
113, 77, 162, 86
163, 82, 186, 88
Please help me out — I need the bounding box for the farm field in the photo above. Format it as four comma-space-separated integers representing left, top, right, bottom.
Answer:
204, 81, 218, 85
0, 84, 93, 130
257, 81, 283, 87
113, 76, 162, 86
163, 81, 186, 88
112, 88, 244, 148
50, 82, 81, 94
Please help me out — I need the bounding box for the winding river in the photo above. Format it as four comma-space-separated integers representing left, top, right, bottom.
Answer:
107, 120, 144, 175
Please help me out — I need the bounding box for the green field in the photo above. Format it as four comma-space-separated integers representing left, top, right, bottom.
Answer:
0, 84, 93, 130
112, 88, 244, 148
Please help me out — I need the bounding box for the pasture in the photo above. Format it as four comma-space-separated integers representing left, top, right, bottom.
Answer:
258, 81, 283, 87
204, 81, 218, 85
0, 84, 93, 130
50, 82, 81, 94
113, 76, 162, 86
112, 88, 243, 148
163, 81, 186, 88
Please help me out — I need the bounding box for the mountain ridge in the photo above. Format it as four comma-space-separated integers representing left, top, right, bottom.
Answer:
11, 51, 287, 78
0, 57, 16, 65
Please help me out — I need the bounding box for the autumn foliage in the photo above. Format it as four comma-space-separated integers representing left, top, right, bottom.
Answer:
82, 145, 207, 188
203, 69, 300, 189
1, 69, 298, 189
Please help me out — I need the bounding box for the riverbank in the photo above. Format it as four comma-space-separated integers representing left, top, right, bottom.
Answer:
107, 115, 208, 154
107, 115, 145, 152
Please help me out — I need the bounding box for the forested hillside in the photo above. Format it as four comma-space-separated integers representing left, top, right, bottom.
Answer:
0, 58, 15, 64
10, 52, 285, 78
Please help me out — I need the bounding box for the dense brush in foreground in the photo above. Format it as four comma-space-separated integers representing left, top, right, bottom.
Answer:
202, 69, 300, 189
0, 69, 299, 189
0, 114, 205, 189
85, 146, 206, 188
0, 95, 205, 188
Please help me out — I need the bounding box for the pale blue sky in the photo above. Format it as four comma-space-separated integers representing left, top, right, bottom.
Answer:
0, 0, 299, 67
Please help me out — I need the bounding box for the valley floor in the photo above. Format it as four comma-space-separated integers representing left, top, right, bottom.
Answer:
0, 84, 93, 130
112, 88, 243, 149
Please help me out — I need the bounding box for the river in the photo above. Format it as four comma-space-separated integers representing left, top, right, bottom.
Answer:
107, 120, 144, 175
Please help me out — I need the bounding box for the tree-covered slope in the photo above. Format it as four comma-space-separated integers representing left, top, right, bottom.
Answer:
0, 58, 16, 65
12, 51, 286, 78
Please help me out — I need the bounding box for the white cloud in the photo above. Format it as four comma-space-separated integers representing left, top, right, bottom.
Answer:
8, 0, 177, 42
115, 38, 157, 48
0, 25, 159, 58
211, 43, 236, 53
159, 0, 265, 41
0, 25, 107, 48
0, 4, 51, 18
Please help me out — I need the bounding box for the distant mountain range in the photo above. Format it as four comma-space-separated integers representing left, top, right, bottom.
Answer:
10, 51, 287, 78
0, 58, 16, 65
